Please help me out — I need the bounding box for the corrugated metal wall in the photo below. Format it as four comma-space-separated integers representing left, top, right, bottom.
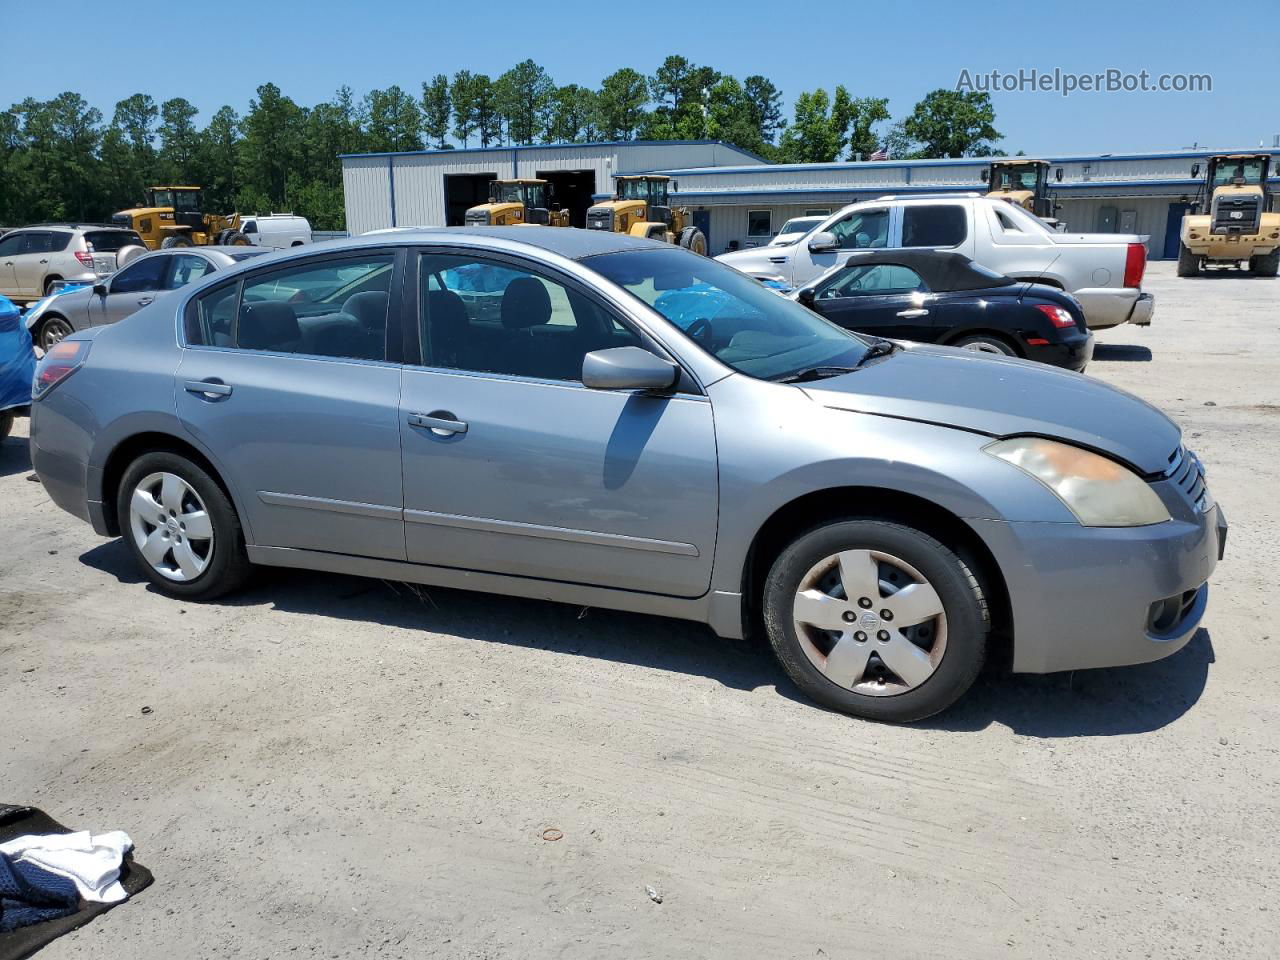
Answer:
341, 156, 394, 235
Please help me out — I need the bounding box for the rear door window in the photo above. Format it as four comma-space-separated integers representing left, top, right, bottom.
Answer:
18, 232, 53, 255
902, 205, 967, 247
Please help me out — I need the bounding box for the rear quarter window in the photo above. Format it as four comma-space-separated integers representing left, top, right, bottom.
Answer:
902, 205, 968, 248
47, 231, 73, 252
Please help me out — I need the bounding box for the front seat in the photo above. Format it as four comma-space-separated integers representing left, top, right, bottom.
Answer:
498, 277, 557, 377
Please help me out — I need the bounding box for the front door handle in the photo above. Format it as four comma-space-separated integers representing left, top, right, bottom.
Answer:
896, 308, 930, 318
137, 296, 154, 306
408, 411, 468, 437
184, 379, 233, 399
39, 259, 48, 264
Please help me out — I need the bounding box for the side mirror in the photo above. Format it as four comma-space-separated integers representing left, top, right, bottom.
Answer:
582, 346, 679, 392
798, 287, 816, 305
980, 169, 990, 183
670, 180, 678, 192
807, 231, 838, 253
93, 282, 108, 296
1055, 167, 1064, 182
1191, 163, 1201, 179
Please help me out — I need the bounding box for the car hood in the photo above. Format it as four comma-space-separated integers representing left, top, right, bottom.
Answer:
800, 343, 1179, 474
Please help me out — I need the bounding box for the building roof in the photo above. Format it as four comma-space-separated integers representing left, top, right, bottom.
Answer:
339, 138, 769, 164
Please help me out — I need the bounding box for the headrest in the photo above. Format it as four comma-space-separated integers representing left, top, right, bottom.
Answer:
238, 301, 300, 350
500, 276, 552, 329
342, 291, 388, 331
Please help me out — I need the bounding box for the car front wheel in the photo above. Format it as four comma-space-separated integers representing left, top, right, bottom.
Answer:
763, 519, 988, 722
116, 451, 251, 600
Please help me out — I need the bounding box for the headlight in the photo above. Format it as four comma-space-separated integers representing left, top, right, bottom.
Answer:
985, 437, 1170, 527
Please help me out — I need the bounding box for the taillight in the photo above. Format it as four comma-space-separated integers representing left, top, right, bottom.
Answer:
74, 250, 95, 267
33, 340, 91, 399
1034, 304, 1078, 328
1123, 243, 1147, 288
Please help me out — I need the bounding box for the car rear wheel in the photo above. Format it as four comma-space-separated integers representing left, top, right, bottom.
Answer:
37, 316, 73, 352
43, 276, 63, 295
117, 451, 251, 600
763, 519, 988, 722
952, 333, 1018, 357
1177, 243, 1200, 277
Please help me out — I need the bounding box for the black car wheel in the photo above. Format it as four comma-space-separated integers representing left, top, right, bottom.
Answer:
763, 519, 988, 722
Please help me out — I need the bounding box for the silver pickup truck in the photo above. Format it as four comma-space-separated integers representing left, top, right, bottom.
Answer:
717, 194, 1154, 330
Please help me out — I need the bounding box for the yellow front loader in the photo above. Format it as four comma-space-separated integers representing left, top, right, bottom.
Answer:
113, 187, 249, 250
983, 159, 1060, 224
464, 179, 570, 227
1177, 154, 1279, 277
584, 175, 707, 254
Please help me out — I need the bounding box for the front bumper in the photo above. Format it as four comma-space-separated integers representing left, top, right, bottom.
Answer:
970, 501, 1225, 674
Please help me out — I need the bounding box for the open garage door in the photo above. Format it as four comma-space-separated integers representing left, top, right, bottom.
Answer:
537, 170, 597, 229
444, 173, 498, 226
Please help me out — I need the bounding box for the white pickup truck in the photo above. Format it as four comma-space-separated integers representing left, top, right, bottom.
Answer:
717, 194, 1154, 330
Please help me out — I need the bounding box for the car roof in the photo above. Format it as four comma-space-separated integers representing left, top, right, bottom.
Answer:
335, 225, 669, 260
822, 249, 1016, 292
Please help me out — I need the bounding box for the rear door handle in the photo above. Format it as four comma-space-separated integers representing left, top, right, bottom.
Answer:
896, 308, 929, 318
184, 379, 233, 399
408, 411, 468, 436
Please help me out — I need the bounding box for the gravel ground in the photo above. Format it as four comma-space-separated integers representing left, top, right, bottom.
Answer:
2, 260, 1277, 959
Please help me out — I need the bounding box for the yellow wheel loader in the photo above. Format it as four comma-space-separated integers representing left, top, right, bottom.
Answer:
983, 159, 1061, 224
464, 179, 570, 227
113, 187, 250, 250
1177, 154, 1279, 277
585, 175, 707, 255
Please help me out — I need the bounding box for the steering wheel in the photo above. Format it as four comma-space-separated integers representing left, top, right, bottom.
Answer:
686, 317, 714, 344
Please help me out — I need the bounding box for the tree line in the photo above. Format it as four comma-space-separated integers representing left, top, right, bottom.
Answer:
0, 56, 1002, 231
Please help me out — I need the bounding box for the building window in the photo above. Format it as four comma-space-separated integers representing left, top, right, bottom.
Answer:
804, 209, 830, 217
747, 210, 772, 238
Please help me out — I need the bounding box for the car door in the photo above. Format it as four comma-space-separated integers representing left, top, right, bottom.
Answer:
13, 232, 53, 297
0, 232, 23, 297
399, 249, 719, 598
175, 248, 407, 559
789, 207, 891, 285
809, 263, 936, 341
89, 254, 169, 326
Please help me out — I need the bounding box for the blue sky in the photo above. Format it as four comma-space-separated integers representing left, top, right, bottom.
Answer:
0, 0, 1271, 156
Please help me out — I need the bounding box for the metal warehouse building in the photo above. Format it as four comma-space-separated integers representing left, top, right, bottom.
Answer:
341, 142, 1280, 260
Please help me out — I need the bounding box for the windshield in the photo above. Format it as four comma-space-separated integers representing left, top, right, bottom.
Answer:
992, 166, 1041, 191
1212, 158, 1265, 186
588, 247, 870, 381
618, 179, 666, 205
493, 182, 546, 207
149, 190, 173, 209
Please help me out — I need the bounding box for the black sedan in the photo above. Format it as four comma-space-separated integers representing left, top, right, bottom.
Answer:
794, 250, 1094, 371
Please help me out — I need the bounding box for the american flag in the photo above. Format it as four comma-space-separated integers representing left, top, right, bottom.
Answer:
869, 147, 889, 161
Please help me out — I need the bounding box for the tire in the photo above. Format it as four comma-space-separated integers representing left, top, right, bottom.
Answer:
43, 276, 63, 295
677, 226, 707, 256
222, 231, 251, 247
951, 333, 1019, 357
763, 519, 988, 722
160, 234, 193, 249
0, 410, 13, 442
1250, 249, 1279, 277
36, 315, 74, 352
1177, 242, 1200, 277
214, 229, 234, 246
116, 451, 252, 601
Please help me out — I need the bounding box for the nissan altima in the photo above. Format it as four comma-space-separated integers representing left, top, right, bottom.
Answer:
28, 228, 1225, 721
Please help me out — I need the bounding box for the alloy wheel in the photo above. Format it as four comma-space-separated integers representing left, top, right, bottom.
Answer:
792, 548, 947, 696
39, 318, 73, 352
127, 471, 215, 582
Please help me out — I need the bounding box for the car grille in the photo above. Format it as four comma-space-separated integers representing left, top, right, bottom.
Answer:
1165, 445, 1209, 513
1211, 194, 1262, 235
586, 209, 612, 231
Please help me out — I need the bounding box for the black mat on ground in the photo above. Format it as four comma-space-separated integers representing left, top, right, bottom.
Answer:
0, 804, 153, 960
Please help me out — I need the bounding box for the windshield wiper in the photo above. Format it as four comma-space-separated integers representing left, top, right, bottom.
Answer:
774, 365, 861, 383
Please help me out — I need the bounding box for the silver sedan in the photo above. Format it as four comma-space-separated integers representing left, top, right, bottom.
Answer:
27, 228, 1225, 722
23, 246, 267, 351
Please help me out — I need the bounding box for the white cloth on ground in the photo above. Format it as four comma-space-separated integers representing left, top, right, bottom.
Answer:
0, 831, 133, 903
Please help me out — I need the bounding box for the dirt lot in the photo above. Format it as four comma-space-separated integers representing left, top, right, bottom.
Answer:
2, 261, 1277, 959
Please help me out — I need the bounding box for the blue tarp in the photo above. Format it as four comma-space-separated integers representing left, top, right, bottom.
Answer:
0, 295, 37, 411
